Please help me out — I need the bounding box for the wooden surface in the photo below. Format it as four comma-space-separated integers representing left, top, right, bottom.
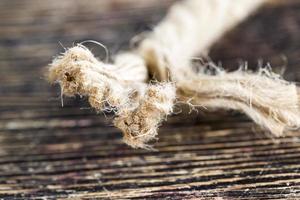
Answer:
0, 0, 300, 199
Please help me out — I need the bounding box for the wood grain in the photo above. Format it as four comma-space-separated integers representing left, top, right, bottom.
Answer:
0, 0, 300, 199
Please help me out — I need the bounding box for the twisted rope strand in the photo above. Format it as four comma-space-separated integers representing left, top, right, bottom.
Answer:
48, 0, 300, 148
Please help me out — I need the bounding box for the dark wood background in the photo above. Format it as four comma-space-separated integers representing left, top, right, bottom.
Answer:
0, 0, 300, 199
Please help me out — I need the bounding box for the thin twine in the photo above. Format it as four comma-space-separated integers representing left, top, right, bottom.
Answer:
80, 40, 109, 63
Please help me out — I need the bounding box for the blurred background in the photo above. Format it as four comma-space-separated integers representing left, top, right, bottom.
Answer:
0, 0, 300, 199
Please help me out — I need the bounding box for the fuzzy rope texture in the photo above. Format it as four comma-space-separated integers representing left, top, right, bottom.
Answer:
48, 0, 300, 148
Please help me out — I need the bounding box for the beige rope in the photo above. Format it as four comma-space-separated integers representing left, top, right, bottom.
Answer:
177, 68, 300, 136
48, 0, 300, 148
48, 45, 175, 148
138, 0, 267, 81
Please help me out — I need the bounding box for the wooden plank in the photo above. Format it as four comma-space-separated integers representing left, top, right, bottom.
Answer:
0, 0, 300, 199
